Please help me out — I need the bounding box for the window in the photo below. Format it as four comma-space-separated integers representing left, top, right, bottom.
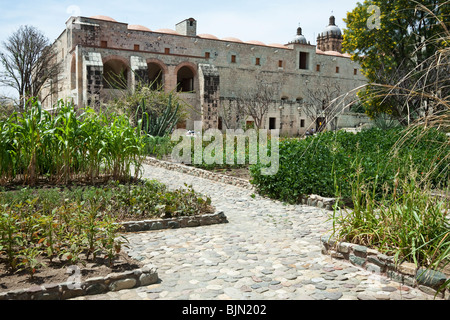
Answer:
269, 117, 276, 130
354, 68, 358, 75
336, 66, 340, 73
231, 55, 236, 63
316, 64, 321, 72
278, 60, 283, 68
300, 119, 305, 128
134, 44, 140, 51
255, 58, 261, 66
165, 48, 171, 54
205, 52, 211, 59
100, 41, 108, 48
299, 52, 309, 70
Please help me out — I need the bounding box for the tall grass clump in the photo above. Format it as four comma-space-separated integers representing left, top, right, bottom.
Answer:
333, 2, 450, 291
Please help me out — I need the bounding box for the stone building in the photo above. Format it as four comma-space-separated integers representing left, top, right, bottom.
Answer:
42, 15, 369, 135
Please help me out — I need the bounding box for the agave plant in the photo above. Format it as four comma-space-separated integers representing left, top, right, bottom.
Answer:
138, 96, 180, 137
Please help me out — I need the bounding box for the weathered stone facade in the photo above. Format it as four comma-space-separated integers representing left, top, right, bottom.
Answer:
43, 15, 369, 135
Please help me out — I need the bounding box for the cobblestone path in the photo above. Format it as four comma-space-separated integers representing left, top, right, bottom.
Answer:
74, 163, 437, 300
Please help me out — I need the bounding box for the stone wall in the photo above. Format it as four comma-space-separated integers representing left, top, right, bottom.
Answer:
43, 15, 368, 137
120, 211, 228, 232
321, 236, 450, 298
143, 156, 254, 190
0, 264, 158, 300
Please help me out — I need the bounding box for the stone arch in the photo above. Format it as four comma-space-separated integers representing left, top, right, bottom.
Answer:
174, 62, 197, 92
146, 58, 168, 90
102, 55, 130, 89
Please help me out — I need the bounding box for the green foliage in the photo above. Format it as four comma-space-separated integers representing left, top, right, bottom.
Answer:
143, 135, 175, 159
138, 96, 180, 137
111, 80, 189, 128
332, 166, 449, 273
250, 128, 449, 203
0, 179, 214, 274
343, 0, 450, 121
0, 99, 145, 186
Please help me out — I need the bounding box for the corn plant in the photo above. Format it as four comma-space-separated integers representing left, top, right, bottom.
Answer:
0, 99, 145, 186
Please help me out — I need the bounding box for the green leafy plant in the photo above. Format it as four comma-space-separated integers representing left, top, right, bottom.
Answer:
250, 127, 449, 204
139, 97, 180, 137
0, 99, 144, 186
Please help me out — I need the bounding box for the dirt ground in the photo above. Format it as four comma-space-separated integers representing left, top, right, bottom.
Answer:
0, 165, 249, 295
0, 251, 143, 294
208, 167, 251, 180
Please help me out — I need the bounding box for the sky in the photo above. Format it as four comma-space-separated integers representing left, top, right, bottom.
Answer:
0, 0, 362, 98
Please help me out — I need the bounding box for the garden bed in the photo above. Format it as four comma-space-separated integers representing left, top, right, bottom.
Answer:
0, 178, 220, 299
0, 251, 145, 297
321, 236, 450, 299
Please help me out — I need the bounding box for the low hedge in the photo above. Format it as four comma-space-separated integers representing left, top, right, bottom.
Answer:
249, 127, 449, 204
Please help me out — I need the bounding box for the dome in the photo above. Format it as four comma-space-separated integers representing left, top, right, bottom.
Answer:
89, 15, 117, 22
320, 16, 342, 37
128, 25, 151, 32
155, 28, 180, 35
198, 34, 219, 40
246, 40, 266, 46
290, 27, 308, 44
320, 25, 342, 37
222, 37, 243, 43
291, 34, 307, 44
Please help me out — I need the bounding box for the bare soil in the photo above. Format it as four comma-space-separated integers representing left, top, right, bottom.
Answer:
0, 251, 143, 294
0, 252, 143, 292
205, 167, 251, 180
0, 168, 242, 296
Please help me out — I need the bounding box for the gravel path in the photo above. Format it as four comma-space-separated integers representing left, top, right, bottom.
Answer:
74, 163, 437, 300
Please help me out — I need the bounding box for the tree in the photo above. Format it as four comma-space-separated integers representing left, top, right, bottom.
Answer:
304, 78, 344, 132
0, 25, 61, 109
218, 97, 247, 130
343, 0, 450, 124
235, 75, 281, 129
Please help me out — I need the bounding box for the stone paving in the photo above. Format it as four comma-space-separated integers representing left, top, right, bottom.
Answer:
73, 163, 438, 300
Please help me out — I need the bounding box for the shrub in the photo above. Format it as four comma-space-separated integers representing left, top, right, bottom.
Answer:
250, 127, 449, 204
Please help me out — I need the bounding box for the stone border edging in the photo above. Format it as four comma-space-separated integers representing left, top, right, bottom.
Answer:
0, 264, 158, 300
321, 236, 450, 299
143, 157, 341, 211
119, 211, 228, 232
300, 194, 337, 211
0, 212, 228, 300
143, 157, 254, 190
